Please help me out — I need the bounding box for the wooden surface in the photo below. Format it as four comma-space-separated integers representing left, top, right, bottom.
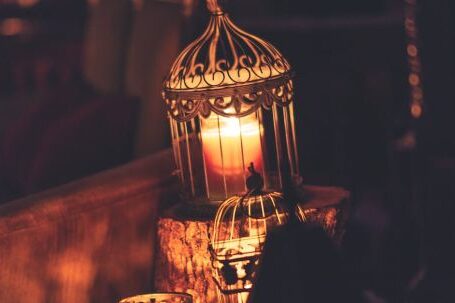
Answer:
0, 149, 178, 303
0, 146, 350, 303
154, 185, 350, 303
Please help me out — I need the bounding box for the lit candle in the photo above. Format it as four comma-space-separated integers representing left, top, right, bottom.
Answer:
201, 112, 264, 200
119, 293, 192, 303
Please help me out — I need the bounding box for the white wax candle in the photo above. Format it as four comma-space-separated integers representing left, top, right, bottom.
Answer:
201, 112, 264, 200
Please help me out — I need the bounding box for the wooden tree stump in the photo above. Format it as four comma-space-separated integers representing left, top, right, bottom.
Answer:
154, 185, 350, 303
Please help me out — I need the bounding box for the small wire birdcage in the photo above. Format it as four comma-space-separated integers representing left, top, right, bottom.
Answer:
209, 164, 305, 303
163, 0, 301, 203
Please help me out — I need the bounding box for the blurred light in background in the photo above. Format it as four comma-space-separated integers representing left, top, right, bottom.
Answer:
18, 0, 39, 8
0, 18, 31, 36
87, 0, 99, 7
0, 0, 39, 7
411, 103, 422, 119
404, 0, 424, 120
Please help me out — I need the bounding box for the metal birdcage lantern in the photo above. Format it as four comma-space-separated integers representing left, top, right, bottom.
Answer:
163, 0, 301, 203
209, 164, 305, 303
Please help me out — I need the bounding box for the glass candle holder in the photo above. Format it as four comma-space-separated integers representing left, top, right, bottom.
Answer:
119, 292, 192, 303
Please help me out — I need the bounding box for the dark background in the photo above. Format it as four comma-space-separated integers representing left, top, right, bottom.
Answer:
0, 0, 454, 300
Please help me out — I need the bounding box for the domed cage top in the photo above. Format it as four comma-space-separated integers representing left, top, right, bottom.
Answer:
163, 0, 301, 202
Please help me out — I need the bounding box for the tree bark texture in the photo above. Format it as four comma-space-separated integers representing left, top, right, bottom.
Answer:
154, 185, 350, 303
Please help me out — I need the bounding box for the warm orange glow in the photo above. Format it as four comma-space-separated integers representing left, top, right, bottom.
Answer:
201, 114, 262, 175
87, 0, 99, 6
17, 0, 39, 7
201, 112, 263, 199
405, 0, 424, 122
409, 73, 420, 86
182, 0, 195, 16
0, 18, 26, 36
163, 0, 297, 204
132, 0, 143, 10
411, 103, 422, 118
405, 18, 415, 32
407, 44, 418, 57
119, 293, 192, 303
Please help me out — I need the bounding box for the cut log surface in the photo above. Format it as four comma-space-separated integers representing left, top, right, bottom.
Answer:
154, 185, 350, 303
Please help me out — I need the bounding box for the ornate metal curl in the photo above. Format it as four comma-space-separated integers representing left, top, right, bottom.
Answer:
164, 75, 294, 122
162, 4, 294, 122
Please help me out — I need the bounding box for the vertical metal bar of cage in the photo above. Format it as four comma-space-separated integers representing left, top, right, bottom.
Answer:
213, 198, 229, 245
259, 195, 267, 235
257, 109, 269, 189
238, 117, 247, 193
172, 120, 185, 184
198, 118, 211, 200
253, 196, 261, 250
183, 122, 196, 196
289, 102, 300, 176
190, 119, 201, 195
169, 118, 180, 177
248, 198, 252, 231
283, 105, 296, 176
269, 194, 282, 225
297, 204, 307, 222
230, 200, 239, 240
272, 103, 283, 188
217, 115, 228, 199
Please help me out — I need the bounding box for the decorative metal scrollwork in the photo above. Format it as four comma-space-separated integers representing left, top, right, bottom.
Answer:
162, 6, 295, 122
164, 76, 294, 122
